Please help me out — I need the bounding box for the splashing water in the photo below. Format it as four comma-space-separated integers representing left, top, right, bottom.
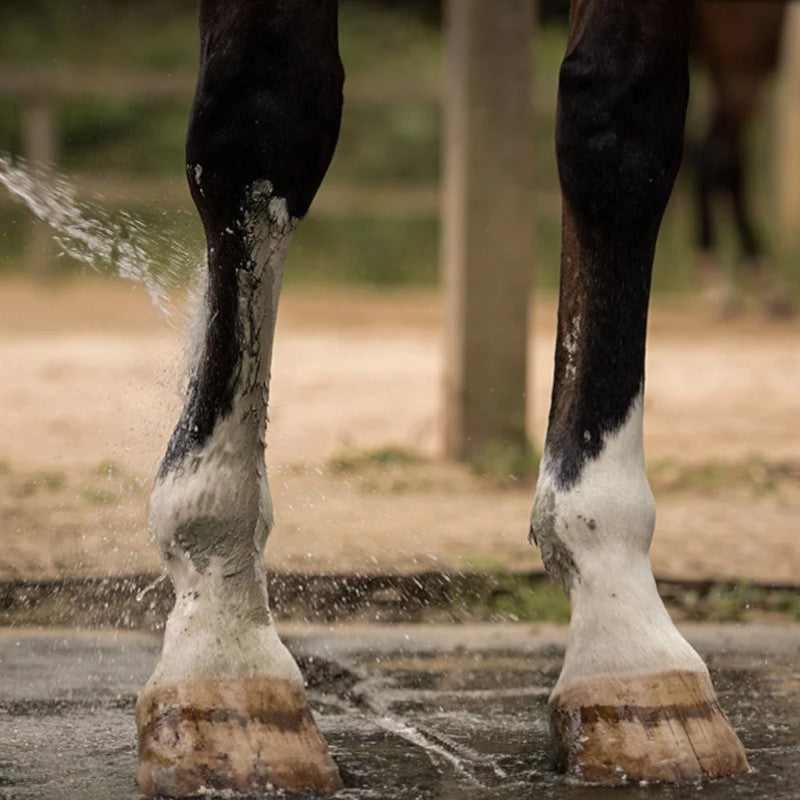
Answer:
0, 153, 201, 322
344, 674, 502, 788
135, 572, 169, 603
369, 714, 484, 786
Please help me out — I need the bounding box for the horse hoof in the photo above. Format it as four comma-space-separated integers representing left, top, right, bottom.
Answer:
550, 670, 749, 784
136, 677, 343, 796
705, 285, 743, 319
760, 292, 796, 319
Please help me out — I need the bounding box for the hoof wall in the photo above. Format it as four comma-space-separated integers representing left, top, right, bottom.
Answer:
550, 670, 749, 784
136, 677, 342, 796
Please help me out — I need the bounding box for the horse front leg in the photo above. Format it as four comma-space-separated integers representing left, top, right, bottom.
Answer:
136, 2, 343, 795
530, 0, 749, 783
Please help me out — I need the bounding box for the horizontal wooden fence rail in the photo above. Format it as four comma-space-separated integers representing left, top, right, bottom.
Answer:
0, 67, 558, 229
67, 175, 444, 217
0, 66, 556, 103
0, 68, 443, 103
0, 68, 447, 269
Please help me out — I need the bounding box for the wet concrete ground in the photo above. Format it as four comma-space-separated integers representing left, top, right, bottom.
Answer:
1, 623, 798, 800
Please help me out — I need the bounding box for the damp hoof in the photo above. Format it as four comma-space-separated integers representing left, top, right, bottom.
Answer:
550, 670, 749, 784
760, 291, 796, 320
136, 677, 342, 796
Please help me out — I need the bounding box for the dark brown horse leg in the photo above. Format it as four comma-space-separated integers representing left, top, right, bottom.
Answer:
696, 113, 741, 316
136, 1, 343, 795
530, 0, 749, 783
732, 155, 796, 317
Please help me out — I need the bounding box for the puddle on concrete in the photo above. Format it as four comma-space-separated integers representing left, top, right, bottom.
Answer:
0, 628, 798, 799
320, 648, 800, 800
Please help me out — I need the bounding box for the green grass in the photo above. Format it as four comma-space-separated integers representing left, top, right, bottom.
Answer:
0, 0, 199, 70
662, 580, 800, 623
0, 1, 444, 184
81, 486, 119, 505
468, 439, 540, 487
327, 445, 423, 474
90, 459, 148, 494
291, 216, 440, 286
649, 457, 798, 494
450, 571, 571, 623
328, 101, 440, 186
92, 459, 125, 478
32, 470, 66, 491
339, 2, 442, 81
451, 572, 800, 624
59, 99, 191, 176
773, 590, 800, 620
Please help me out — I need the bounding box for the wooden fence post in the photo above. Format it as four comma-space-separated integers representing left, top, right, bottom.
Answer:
23, 97, 57, 275
441, 0, 535, 461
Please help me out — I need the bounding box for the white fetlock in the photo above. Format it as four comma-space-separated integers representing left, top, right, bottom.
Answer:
138, 417, 341, 796
531, 396, 748, 783
145, 431, 297, 685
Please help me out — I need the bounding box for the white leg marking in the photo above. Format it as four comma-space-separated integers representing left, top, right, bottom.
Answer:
532, 392, 707, 695
147, 182, 300, 688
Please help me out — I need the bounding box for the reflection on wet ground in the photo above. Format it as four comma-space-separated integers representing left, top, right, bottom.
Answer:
1, 625, 798, 799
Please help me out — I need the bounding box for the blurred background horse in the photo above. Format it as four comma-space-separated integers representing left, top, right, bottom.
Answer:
694, 0, 794, 317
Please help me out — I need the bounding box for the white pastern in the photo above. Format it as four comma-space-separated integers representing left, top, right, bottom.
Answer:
147, 183, 301, 690
148, 415, 301, 688
532, 392, 708, 696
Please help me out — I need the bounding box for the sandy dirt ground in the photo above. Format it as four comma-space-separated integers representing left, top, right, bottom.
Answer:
0, 278, 798, 583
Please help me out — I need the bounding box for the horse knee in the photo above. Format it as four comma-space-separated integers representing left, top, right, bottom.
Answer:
556, 1, 690, 235
187, 1, 344, 227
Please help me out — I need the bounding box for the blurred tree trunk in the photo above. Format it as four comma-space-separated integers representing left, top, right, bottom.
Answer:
777, 4, 800, 247
441, 0, 535, 462
24, 99, 57, 277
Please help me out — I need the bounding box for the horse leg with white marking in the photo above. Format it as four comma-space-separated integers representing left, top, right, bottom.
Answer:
136, 2, 343, 795
531, 0, 749, 783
